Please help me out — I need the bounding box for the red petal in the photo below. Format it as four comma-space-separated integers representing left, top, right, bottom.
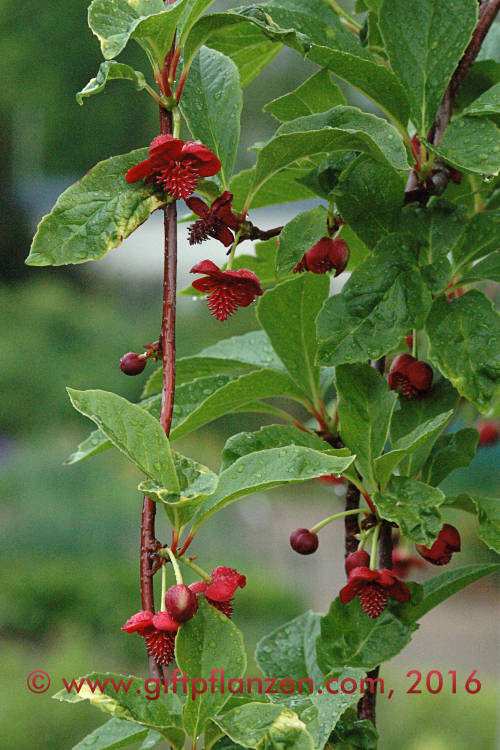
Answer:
181, 142, 221, 176
126, 159, 154, 183
214, 225, 235, 247
192, 276, 218, 293
121, 610, 155, 633
185, 196, 210, 218
190, 259, 223, 276
149, 135, 184, 163
339, 580, 357, 604
152, 611, 181, 631
189, 581, 208, 594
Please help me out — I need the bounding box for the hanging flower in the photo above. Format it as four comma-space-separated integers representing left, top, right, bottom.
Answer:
121, 609, 181, 667
289, 528, 319, 555
293, 237, 349, 276
345, 550, 370, 574
190, 260, 263, 321
416, 524, 461, 566
190, 566, 246, 618
186, 192, 243, 247
125, 135, 221, 200
388, 354, 433, 399
339, 566, 410, 618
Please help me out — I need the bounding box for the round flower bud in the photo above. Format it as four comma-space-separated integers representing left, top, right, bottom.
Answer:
290, 528, 319, 555
477, 420, 499, 446
345, 549, 370, 575
165, 584, 198, 622
119, 352, 147, 376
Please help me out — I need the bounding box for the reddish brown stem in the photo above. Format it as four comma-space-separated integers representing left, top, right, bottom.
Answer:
139, 104, 176, 677
344, 483, 361, 558
405, 0, 500, 203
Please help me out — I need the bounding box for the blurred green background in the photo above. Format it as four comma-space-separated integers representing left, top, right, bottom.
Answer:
1, 1, 499, 748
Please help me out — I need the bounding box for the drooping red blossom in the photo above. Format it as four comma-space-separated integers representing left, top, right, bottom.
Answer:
477, 420, 500, 446
290, 528, 319, 555
416, 524, 461, 566
293, 237, 349, 276
190, 566, 246, 618
391, 549, 426, 579
119, 351, 147, 376
388, 354, 433, 399
125, 135, 221, 200
190, 260, 263, 321
165, 583, 198, 622
345, 549, 370, 575
186, 192, 243, 247
340, 566, 410, 618
121, 609, 181, 667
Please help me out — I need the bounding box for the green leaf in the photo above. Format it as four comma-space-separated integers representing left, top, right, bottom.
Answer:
170, 369, 311, 441
317, 235, 431, 366
398, 200, 466, 294
88, 0, 187, 64
336, 363, 397, 484
76, 61, 148, 104
426, 291, 500, 412
143, 330, 285, 397
257, 275, 330, 402
66, 389, 179, 491
276, 206, 328, 273
306, 46, 409, 130
374, 476, 445, 545
175, 598, 246, 739
176, 0, 215, 46
229, 238, 286, 288
26, 150, 165, 267
379, 0, 477, 134
53, 673, 184, 747
212, 704, 314, 750
264, 70, 346, 122
445, 493, 500, 554
317, 598, 417, 672
374, 410, 453, 489
221, 425, 334, 471
72, 719, 152, 750
190, 446, 356, 529
462, 82, 500, 117
334, 155, 404, 249
452, 209, 500, 269
421, 429, 478, 486
297, 151, 358, 202
180, 46, 242, 187
329, 708, 378, 750
230, 166, 316, 212
398, 564, 500, 623
389, 378, 459, 477
460, 252, 500, 283
247, 106, 409, 208
423, 117, 500, 176
256, 612, 323, 684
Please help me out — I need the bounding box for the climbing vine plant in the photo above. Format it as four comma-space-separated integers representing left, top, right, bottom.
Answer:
27, 0, 500, 747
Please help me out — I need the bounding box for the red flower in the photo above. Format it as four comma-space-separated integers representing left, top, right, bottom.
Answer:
119, 351, 147, 376
416, 524, 461, 566
186, 191, 243, 247
388, 354, 433, 399
125, 135, 221, 200
190, 566, 246, 618
340, 567, 410, 618
121, 609, 181, 667
293, 237, 349, 276
190, 260, 263, 321
477, 420, 499, 446
391, 549, 426, 579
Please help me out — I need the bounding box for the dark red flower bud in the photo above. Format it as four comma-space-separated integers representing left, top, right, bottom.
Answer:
290, 528, 319, 555
477, 420, 500, 446
165, 583, 198, 622
345, 550, 370, 575
293, 237, 349, 276
119, 352, 147, 376
388, 354, 433, 399
416, 524, 461, 566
